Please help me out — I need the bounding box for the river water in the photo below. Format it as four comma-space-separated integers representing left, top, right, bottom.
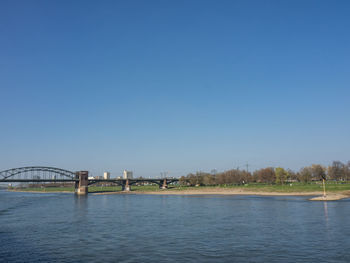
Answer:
0, 190, 349, 262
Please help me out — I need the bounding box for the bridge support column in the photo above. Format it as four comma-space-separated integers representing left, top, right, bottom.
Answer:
160, 179, 168, 189
74, 173, 79, 192
122, 179, 131, 191
75, 171, 89, 195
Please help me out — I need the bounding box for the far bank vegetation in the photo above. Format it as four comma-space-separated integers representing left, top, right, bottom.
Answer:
179, 161, 350, 186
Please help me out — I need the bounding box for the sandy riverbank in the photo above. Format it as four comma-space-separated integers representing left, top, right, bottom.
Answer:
92, 188, 350, 201
309, 193, 350, 201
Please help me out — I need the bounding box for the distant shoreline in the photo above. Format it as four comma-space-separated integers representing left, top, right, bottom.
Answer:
7, 187, 350, 201
7, 190, 74, 194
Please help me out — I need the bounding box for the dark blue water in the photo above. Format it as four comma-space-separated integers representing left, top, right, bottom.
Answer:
1, 190, 349, 263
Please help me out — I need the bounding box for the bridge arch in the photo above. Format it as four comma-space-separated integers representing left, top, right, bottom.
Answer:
0, 166, 77, 180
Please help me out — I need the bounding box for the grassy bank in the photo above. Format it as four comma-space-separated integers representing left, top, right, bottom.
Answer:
7, 182, 350, 193
8, 187, 75, 193
202, 182, 350, 193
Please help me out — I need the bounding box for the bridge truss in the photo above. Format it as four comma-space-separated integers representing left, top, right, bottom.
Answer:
0, 166, 77, 182
87, 178, 179, 186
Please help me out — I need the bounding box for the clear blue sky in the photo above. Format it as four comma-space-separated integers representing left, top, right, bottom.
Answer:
1, 0, 349, 177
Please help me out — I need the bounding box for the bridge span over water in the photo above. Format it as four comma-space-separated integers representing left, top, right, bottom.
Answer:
0, 166, 179, 195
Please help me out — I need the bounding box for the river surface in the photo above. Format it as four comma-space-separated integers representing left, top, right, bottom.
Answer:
0, 190, 349, 262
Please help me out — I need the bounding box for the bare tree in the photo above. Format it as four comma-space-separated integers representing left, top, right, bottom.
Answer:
310, 164, 326, 180
328, 161, 345, 181
253, 168, 275, 183
298, 167, 312, 183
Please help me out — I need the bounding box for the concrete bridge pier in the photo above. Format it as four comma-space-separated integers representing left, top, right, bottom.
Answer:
75, 171, 89, 195
160, 179, 168, 189
122, 179, 131, 192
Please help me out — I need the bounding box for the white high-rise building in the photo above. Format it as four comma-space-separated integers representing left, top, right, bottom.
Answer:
123, 170, 133, 179
103, 172, 110, 180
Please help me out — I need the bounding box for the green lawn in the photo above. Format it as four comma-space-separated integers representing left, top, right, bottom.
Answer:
244, 182, 350, 192
171, 182, 350, 193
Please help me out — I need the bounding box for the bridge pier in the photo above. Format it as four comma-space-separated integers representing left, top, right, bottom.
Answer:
75, 171, 89, 195
160, 179, 168, 189
122, 179, 131, 192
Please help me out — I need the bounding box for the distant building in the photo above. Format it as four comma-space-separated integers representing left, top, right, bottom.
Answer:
103, 172, 110, 180
123, 170, 133, 179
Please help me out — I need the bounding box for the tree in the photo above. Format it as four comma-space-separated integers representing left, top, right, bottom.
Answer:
195, 172, 204, 186
345, 161, 350, 181
310, 164, 326, 181
216, 173, 226, 185
275, 167, 288, 184
187, 173, 197, 186
287, 169, 298, 181
298, 167, 312, 183
241, 170, 252, 184
328, 161, 345, 181
179, 176, 187, 186
202, 173, 215, 186
253, 168, 275, 183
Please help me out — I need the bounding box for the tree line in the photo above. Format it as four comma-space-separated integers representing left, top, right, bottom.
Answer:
179, 161, 350, 186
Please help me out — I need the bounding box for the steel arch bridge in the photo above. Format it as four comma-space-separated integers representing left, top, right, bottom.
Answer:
0, 166, 179, 194
0, 166, 77, 182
